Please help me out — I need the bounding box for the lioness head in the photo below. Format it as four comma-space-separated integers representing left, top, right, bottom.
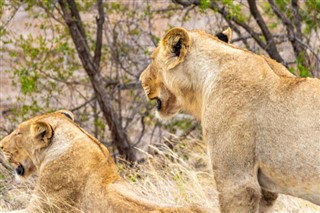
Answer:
0, 110, 74, 180
140, 28, 232, 119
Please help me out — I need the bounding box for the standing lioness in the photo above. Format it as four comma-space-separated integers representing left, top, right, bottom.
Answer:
140, 27, 320, 213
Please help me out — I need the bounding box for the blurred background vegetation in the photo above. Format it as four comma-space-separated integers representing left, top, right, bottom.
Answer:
0, 0, 319, 162
1, 1, 320, 212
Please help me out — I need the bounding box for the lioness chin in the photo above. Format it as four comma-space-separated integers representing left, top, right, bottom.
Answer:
0, 110, 205, 213
140, 27, 320, 213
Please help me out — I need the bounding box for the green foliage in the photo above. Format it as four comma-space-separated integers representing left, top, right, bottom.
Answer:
163, 118, 194, 134
297, 53, 310, 77
1, 0, 184, 158
15, 68, 39, 94
275, 0, 290, 12
6, 24, 79, 96
106, 2, 127, 14
94, 118, 105, 133
128, 174, 138, 182
221, 0, 246, 22
151, 35, 160, 44
0, 0, 5, 17
4, 0, 318, 163
1, 2, 88, 128
199, 0, 210, 12
303, 0, 320, 34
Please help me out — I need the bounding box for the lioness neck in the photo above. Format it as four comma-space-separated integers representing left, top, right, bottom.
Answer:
172, 44, 230, 120
176, 34, 279, 121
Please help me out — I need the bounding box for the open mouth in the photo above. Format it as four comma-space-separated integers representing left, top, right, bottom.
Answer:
156, 99, 162, 110
15, 163, 25, 176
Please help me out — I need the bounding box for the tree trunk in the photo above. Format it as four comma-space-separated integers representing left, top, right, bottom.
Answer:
58, 0, 137, 162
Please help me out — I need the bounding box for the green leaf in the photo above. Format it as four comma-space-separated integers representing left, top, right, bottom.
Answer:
200, 0, 210, 12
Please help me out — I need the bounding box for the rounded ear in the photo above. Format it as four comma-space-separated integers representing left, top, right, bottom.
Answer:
31, 121, 53, 149
56, 109, 75, 121
161, 27, 190, 70
215, 27, 232, 44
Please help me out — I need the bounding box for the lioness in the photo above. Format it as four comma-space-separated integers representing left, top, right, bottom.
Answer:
0, 110, 205, 213
140, 27, 320, 213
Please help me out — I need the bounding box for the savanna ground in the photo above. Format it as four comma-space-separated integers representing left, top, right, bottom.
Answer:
1, 135, 320, 212
1, 0, 320, 212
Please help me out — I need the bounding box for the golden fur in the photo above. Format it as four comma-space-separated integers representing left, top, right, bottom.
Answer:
140, 27, 320, 213
0, 110, 205, 213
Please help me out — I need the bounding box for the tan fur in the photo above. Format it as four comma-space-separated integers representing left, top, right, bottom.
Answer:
140, 27, 320, 213
222, 28, 232, 44
0, 111, 206, 213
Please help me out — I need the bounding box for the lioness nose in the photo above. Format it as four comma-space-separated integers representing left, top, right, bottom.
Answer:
0, 139, 4, 150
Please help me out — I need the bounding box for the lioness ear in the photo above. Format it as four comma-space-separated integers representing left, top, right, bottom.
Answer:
215, 28, 232, 44
31, 121, 53, 149
56, 109, 75, 121
161, 27, 190, 70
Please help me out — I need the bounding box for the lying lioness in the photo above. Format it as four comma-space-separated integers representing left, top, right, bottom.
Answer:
140, 27, 320, 213
0, 110, 205, 213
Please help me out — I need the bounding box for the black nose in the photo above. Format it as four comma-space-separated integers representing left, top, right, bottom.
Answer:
156, 99, 162, 110
16, 164, 25, 176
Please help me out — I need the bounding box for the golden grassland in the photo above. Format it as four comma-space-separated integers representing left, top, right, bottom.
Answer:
0, 135, 319, 212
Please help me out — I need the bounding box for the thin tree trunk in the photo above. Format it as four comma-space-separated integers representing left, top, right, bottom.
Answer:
58, 0, 137, 162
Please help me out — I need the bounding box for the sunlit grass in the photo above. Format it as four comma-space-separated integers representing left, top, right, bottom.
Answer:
0, 136, 319, 212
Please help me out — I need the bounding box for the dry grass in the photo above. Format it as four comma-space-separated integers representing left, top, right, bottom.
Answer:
0, 135, 319, 212
0, 165, 35, 211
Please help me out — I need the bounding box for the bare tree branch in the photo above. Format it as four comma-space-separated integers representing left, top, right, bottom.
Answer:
66, 0, 87, 42
147, 0, 158, 46
38, 1, 66, 26
71, 97, 96, 112
172, 0, 282, 61
0, 158, 12, 171
172, 0, 289, 65
173, 0, 265, 48
209, 1, 267, 50
0, 126, 12, 135
247, 0, 284, 64
93, 0, 104, 68
268, 0, 310, 70
2, 3, 22, 28
291, 0, 303, 41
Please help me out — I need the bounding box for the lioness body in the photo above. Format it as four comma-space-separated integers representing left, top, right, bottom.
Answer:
0, 111, 204, 213
140, 28, 320, 212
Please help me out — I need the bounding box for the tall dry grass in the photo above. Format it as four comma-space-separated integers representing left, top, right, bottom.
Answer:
0, 135, 319, 212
